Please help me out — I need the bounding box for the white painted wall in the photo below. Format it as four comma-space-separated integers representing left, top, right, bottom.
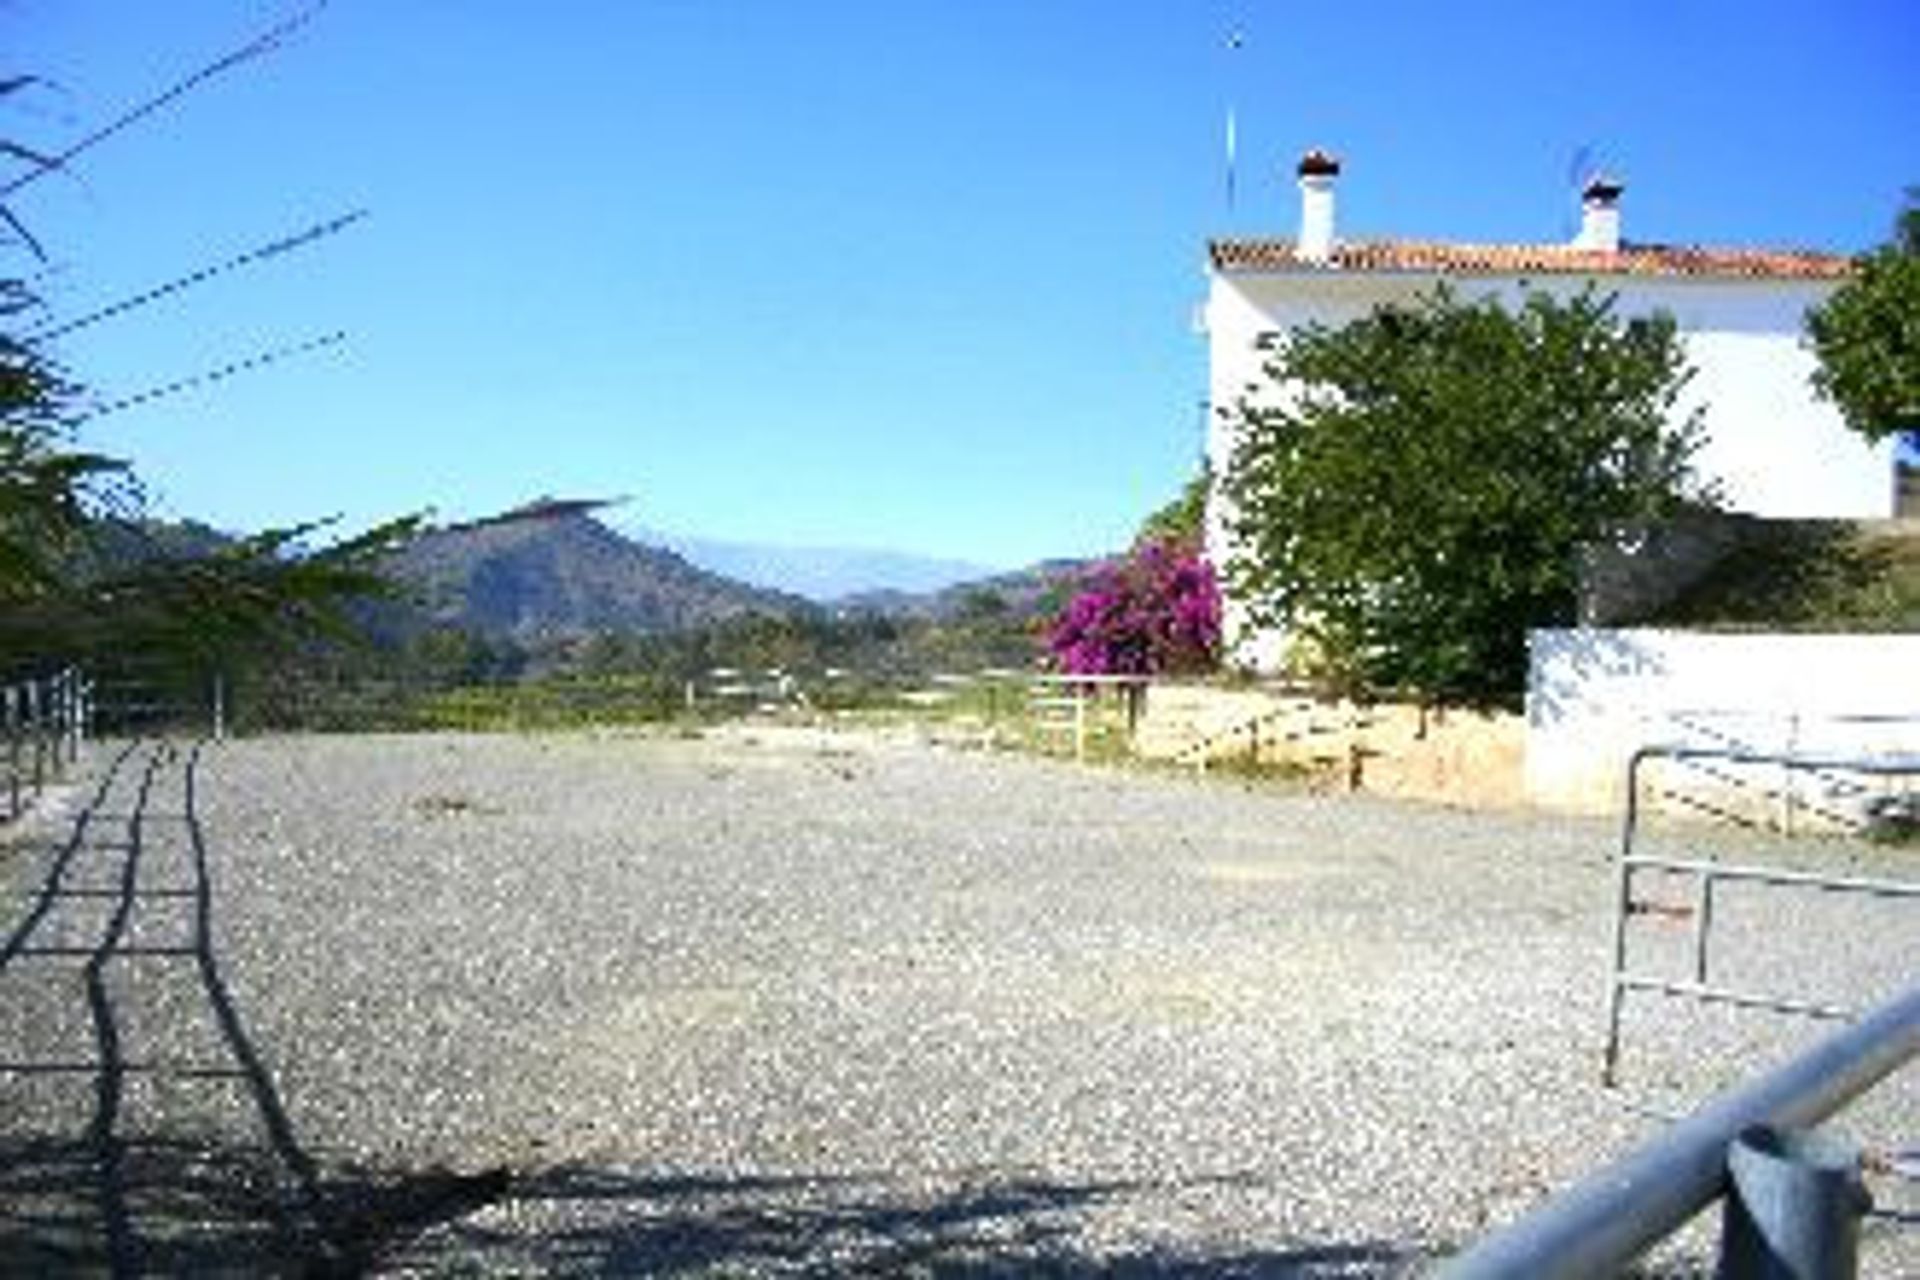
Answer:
1202, 268, 1897, 670
1526, 628, 1920, 814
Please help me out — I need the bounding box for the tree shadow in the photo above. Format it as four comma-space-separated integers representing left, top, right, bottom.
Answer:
395, 1161, 1427, 1276
0, 1139, 1427, 1275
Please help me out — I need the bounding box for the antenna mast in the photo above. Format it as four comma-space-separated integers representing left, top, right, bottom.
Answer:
1224, 28, 1244, 214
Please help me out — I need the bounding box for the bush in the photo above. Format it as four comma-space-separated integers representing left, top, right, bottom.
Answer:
1045, 539, 1220, 675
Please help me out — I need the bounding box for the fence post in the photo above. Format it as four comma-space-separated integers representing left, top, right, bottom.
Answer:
1774, 717, 1789, 836
212, 671, 227, 741
1717, 1125, 1868, 1279
28, 678, 44, 796
1073, 684, 1087, 763
5, 685, 18, 821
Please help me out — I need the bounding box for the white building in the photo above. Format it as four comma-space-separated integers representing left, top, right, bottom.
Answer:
1202, 150, 1895, 670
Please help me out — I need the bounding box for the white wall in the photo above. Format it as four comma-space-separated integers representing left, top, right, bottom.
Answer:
1203, 267, 1897, 670
1526, 628, 1920, 814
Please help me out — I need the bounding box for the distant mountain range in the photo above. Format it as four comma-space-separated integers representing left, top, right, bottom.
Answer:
382, 509, 1093, 639
634, 526, 1002, 602
92, 505, 1096, 644
835, 559, 1092, 620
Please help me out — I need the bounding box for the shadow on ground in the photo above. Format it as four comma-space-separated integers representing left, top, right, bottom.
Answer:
2, 740, 1433, 1275
0, 1135, 1428, 1275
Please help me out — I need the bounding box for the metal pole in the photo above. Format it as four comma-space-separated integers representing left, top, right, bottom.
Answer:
212, 671, 227, 741
1440, 981, 1920, 1279
5, 685, 18, 820
1783, 712, 1799, 837
28, 678, 44, 795
1602, 748, 1650, 1086
1073, 684, 1087, 763
1692, 869, 1716, 985
1717, 1125, 1868, 1279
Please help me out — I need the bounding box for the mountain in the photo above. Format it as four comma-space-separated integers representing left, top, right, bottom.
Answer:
834, 557, 1095, 621
382, 510, 813, 641
636, 527, 1001, 602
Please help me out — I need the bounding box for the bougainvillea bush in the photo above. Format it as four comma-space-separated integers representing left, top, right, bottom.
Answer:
1045, 539, 1221, 675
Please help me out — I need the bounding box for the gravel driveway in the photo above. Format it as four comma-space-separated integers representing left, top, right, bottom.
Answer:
2, 726, 1914, 1274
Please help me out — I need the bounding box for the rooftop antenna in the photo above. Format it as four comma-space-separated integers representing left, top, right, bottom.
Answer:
1223, 27, 1245, 215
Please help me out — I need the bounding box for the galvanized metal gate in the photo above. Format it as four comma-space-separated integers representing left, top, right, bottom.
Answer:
1602, 740, 1920, 1088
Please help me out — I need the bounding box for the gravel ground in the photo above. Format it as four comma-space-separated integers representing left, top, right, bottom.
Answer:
1, 725, 1915, 1275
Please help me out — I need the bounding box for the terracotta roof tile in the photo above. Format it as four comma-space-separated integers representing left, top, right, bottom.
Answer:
1208, 237, 1854, 281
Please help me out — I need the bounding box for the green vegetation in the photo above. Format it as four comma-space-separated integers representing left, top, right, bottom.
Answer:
206, 603, 1048, 734
1225, 285, 1708, 707
1807, 188, 1920, 444
1134, 466, 1209, 550
2, 71, 418, 689
1650, 521, 1920, 632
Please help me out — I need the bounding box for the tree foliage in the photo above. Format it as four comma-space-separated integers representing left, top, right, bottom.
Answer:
0, 308, 417, 672
1134, 466, 1209, 551
1807, 187, 1920, 444
1225, 285, 1708, 707
1, 71, 418, 680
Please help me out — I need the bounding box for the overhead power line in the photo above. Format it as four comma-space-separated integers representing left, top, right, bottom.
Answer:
0, 1, 327, 201
71, 330, 347, 425
26, 210, 368, 346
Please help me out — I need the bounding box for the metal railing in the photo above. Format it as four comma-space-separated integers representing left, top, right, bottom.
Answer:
1026, 673, 1149, 763
3, 666, 90, 822
1653, 710, 1920, 837
1439, 981, 1919, 1278
1172, 685, 1370, 782
1604, 743, 1920, 1088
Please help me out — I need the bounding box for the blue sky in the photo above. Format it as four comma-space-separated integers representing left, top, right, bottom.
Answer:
6, 1, 1916, 569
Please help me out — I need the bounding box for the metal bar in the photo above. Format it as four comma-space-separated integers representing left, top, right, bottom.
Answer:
1073, 688, 1086, 763
1691, 870, 1715, 985
28, 679, 44, 795
6, 685, 19, 821
1621, 856, 1920, 900
1440, 981, 1920, 1279
1603, 750, 1654, 1085
1642, 743, 1920, 777
1616, 976, 1853, 1022
1783, 711, 1800, 837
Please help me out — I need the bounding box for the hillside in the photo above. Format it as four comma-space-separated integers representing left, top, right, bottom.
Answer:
382, 510, 815, 641
834, 558, 1092, 621
1650, 519, 1920, 631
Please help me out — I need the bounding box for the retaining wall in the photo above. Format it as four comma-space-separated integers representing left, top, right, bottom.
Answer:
1526, 628, 1920, 819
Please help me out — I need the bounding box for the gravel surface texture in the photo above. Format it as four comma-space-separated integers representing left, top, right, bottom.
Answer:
1, 725, 1914, 1275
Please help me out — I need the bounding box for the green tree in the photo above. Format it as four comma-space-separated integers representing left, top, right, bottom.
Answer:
1134, 466, 1209, 551
1807, 188, 1920, 444
2, 76, 418, 680
1225, 285, 1708, 707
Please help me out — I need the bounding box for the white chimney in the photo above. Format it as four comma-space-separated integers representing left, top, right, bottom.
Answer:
1574, 175, 1624, 252
1296, 148, 1340, 262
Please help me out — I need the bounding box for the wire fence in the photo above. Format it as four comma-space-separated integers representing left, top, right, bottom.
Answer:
2, 667, 88, 823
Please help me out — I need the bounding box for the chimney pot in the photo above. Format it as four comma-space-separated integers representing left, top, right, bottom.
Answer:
1297, 148, 1341, 179
1574, 173, 1624, 252
1296, 148, 1340, 262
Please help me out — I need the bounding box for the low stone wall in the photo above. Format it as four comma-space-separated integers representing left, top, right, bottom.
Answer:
1137, 682, 1526, 809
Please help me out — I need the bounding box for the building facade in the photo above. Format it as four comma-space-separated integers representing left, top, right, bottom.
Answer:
1202, 151, 1894, 669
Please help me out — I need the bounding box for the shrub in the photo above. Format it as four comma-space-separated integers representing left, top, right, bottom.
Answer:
1045, 539, 1220, 675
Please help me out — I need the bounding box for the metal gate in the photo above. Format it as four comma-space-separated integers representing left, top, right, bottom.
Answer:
1602, 740, 1920, 1088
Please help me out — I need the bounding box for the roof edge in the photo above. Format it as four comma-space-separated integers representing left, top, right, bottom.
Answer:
1206, 236, 1856, 282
